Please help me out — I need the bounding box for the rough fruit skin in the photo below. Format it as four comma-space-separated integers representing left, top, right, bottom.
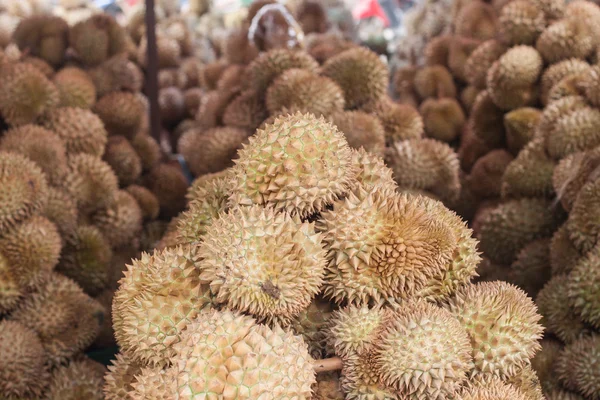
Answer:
504, 107, 541, 155
0, 320, 49, 399
172, 310, 316, 399
531, 338, 563, 393
321, 47, 389, 109
510, 239, 551, 297
125, 185, 160, 221
376, 300, 472, 399
228, 112, 357, 218
92, 190, 143, 249
0, 62, 59, 126
567, 178, 600, 253
475, 198, 565, 265
198, 205, 326, 321
362, 98, 424, 143
419, 98, 465, 143
550, 224, 583, 276
0, 216, 62, 288
541, 59, 591, 105
103, 135, 142, 187
536, 18, 595, 64
53, 67, 97, 109
222, 90, 268, 131
558, 335, 600, 400
131, 133, 161, 172
41, 107, 108, 157
94, 92, 144, 139
9, 272, 105, 365
0, 124, 68, 186
567, 245, 600, 329
144, 163, 188, 218
468, 149, 514, 199
0, 151, 49, 233
330, 111, 385, 156
46, 358, 106, 400
536, 275, 589, 344
318, 189, 457, 305
498, 0, 546, 46
458, 377, 529, 400
69, 14, 128, 67
447, 281, 544, 379
465, 40, 507, 90
12, 15, 69, 67
414, 65, 457, 100
0, 252, 22, 314
103, 353, 142, 400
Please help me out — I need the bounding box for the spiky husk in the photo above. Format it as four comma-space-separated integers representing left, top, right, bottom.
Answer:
468, 150, 514, 199
536, 18, 594, 64
419, 98, 465, 143
510, 239, 551, 297
94, 92, 144, 139
12, 15, 69, 67
144, 163, 188, 218
330, 111, 385, 156
465, 40, 507, 90
92, 190, 143, 249
469, 90, 506, 148
103, 353, 143, 400
131, 132, 161, 172
46, 358, 106, 400
222, 90, 268, 131
53, 67, 96, 109
531, 338, 563, 393
414, 65, 457, 100
567, 245, 600, 329
550, 224, 583, 276
541, 59, 591, 105
557, 335, 600, 400
362, 98, 424, 143
103, 135, 142, 187
69, 14, 128, 66
503, 107, 541, 155
567, 178, 600, 252
498, 0, 546, 46
126, 185, 160, 221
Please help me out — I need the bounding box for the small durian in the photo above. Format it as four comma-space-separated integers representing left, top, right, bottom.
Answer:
41, 107, 108, 157
183, 87, 202, 118
475, 198, 564, 264
424, 35, 451, 67
504, 107, 541, 155
69, 14, 128, 66
0, 124, 68, 186
581, 65, 600, 108
541, 59, 591, 105
103, 135, 142, 187
222, 90, 268, 131
0, 252, 22, 314
0, 215, 61, 288
349, 148, 398, 194
88, 54, 144, 97
454, 1, 498, 41
53, 67, 96, 109
461, 85, 481, 113
321, 47, 388, 109
227, 112, 356, 218
242, 48, 319, 96
131, 132, 161, 172
12, 15, 69, 67
567, 245, 600, 329
385, 138, 460, 204
198, 205, 326, 320
313, 372, 345, 400
0, 62, 59, 126
392, 65, 419, 106
125, 185, 160, 221
158, 86, 185, 125
547, 73, 588, 104
178, 126, 248, 177
413, 65, 457, 100
9, 272, 105, 365
498, 0, 546, 46
94, 92, 144, 139
92, 190, 143, 249
329, 110, 385, 156
0, 320, 49, 399
550, 224, 583, 276
536, 275, 590, 344
56, 225, 112, 296
468, 149, 514, 199
419, 98, 465, 142
447, 281, 544, 379
362, 98, 424, 143
458, 376, 529, 400
510, 238, 551, 297
458, 124, 495, 173
63, 153, 118, 213
195, 89, 233, 129
266, 68, 345, 117
46, 358, 106, 400
465, 40, 507, 90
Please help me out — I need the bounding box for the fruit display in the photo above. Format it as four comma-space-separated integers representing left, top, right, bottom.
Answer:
1, 0, 600, 398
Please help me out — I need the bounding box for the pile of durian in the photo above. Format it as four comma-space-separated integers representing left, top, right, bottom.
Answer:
394, 0, 600, 398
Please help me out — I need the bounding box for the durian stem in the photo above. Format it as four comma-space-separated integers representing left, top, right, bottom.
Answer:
313, 357, 343, 373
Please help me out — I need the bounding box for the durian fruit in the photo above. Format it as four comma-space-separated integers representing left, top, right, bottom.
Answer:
461, 86, 481, 113
195, 90, 233, 129
56, 225, 112, 296
92, 190, 143, 249
454, 1, 498, 40
424, 35, 452, 67
413, 65, 457, 100
103, 353, 143, 400
46, 357, 106, 400
0, 320, 49, 399
376, 300, 473, 398
222, 90, 268, 131
178, 126, 248, 177
131, 132, 162, 172
170, 309, 315, 399
385, 138, 461, 203
475, 198, 564, 264
266, 68, 345, 116
227, 112, 356, 218
550, 224, 583, 276
329, 110, 385, 156
567, 244, 600, 329
419, 98, 465, 142
349, 148, 399, 194
318, 189, 477, 304
447, 281, 544, 379
510, 239, 551, 298
0, 215, 61, 288
552, 149, 600, 213
467, 149, 514, 199
458, 376, 529, 400
176, 174, 228, 245
536, 18, 595, 64
0, 252, 22, 314
531, 338, 563, 393
458, 124, 496, 173
392, 65, 419, 106
361, 98, 424, 143
144, 163, 188, 218
63, 153, 118, 213
498, 0, 546, 46
69, 14, 128, 66
541, 59, 591, 106
41, 107, 108, 157
504, 107, 541, 155
40, 187, 78, 240
126, 185, 160, 221
465, 40, 507, 90
112, 245, 214, 366
11, 15, 69, 67
88, 54, 144, 97
158, 86, 185, 125
138, 33, 182, 69
103, 135, 142, 187
0, 62, 59, 126
505, 364, 545, 400
94, 91, 144, 139
547, 72, 587, 104
242, 48, 319, 96
501, 139, 556, 199
566, 178, 600, 253
546, 390, 586, 400
0, 124, 68, 186
198, 205, 326, 321
536, 275, 590, 344
321, 47, 388, 109
53, 67, 97, 109
183, 87, 202, 118
448, 36, 482, 84
9, 272, 104, 365
557, 335, 600, 400
487, 45, 543, 111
